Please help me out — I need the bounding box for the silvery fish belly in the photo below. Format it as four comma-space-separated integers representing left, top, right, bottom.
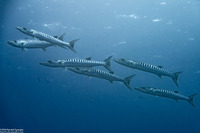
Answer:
68, 68, 135, 91
134, 87, 197, 107
114, 58, 182, 87
7, 39, 54, 51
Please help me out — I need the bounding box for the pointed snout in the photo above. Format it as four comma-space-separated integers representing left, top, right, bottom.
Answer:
134, 87, 141, 91
7, 40, 16, 46
113, 58, 120, 63
134, 87, 147, 91
7, 41, 14, 45
39, 62, 49, 67
16, 27, 28, 33
113, 58, 124, 64
16, 26, 23, 31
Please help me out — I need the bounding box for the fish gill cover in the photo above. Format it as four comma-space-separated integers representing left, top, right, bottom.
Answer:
0, 0, 200, 133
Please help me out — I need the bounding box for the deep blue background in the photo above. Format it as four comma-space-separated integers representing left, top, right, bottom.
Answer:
0, 0, 200, 133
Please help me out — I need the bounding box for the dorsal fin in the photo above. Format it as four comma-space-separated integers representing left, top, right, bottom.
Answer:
58, 33, 66, 41
157, 66, 163, 68
85, 57, 92, 60
53, 36, 58, 38
174, 91, 178, 93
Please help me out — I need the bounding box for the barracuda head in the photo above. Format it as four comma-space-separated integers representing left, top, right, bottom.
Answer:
7, 40, 18, 47
16, 27, 35, 37
39, 60, 64, 67
135, 87, 153, 93
7, 40, 26, 47
113, 58, 136, 65
68, 68, 89, 74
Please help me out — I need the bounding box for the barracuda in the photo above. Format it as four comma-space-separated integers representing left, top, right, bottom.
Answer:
68, 68, 135, 91
114, 58, 182, 87
135, 87, 197, 107
7, 38, 67, 51
16, 27, 79, 52
40, 56, 113, 73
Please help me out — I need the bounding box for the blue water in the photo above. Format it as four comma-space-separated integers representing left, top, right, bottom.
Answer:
1, 0, 200, 133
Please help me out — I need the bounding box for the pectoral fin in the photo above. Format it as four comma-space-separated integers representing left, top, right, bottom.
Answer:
157, 75, 162, 78
108, 80, 113, 83
42, 48, 46, 51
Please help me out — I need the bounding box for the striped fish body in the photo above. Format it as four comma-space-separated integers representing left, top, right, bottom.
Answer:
114, 58, 182, 87
69, 68, 123, 82
56, 59, 106, 68
40, 56, 113, 72
135, 87, 197, 107
68, 68, 134, 90
30, 29, 70, 46
115, 59, 171, 77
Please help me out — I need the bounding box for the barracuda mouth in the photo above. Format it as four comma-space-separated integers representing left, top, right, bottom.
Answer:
39, 62, 48, 66
7, 41, 13, 44
7, 40, 16, 46
114, 58, 125, 63
16, 27, 24, 31
16, 27, 28, 33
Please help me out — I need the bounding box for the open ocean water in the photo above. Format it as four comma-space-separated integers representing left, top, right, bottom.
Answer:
0, 0, 200, 133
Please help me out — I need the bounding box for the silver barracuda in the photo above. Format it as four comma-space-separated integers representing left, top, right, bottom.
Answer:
114, 58, 182, 87
7, 38, 67, 51
135, 87, 197, 107
68, 68, 135, 91
16, 27, 79, 52
40, 56, 113, 73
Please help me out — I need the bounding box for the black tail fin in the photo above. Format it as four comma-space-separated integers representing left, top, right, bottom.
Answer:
123, 74, 136, 91
172, 71, 182, 87
187, 94, 197, 107
68, 39, 79, 53
104, 56, 113, 73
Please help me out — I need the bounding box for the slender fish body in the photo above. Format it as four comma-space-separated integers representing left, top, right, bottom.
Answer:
40, 56, 113, 73
16, 27, 79, 52
7, 39, 66, 51
68, 68, 135, 90
135, 87, 197, 107
114, 58, 182, 87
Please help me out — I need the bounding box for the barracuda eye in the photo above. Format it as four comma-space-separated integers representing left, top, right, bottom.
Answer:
14, 40, 17, 43
48, 61, 53, 64
21, 42, 25, 45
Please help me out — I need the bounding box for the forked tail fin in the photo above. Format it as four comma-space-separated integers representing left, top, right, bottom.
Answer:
104, 56, 113, 73
172, 71, 182, 87
68, 39, 79, 53
123, 74, 135, 91
187, 94, 197, 107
